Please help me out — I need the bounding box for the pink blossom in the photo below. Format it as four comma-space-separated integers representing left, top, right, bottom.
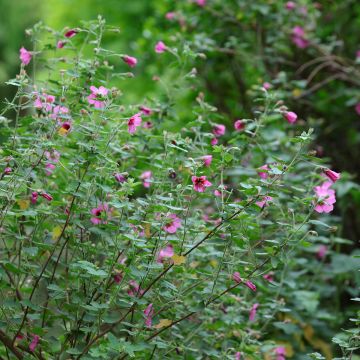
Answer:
317, 245, 327, 260
234, 119, 245, 131
51, 105, 70, 121
163, 214, 181, 234
128, 113, 142, 134
91, 203, 110, 225
45, 163, 56, 176
292, 27, 309, 49
256, 196, 273, 208
324, 169, 340, 183
192, 176, 212, 192
356, 50, 360, 59
143, 121, 153, 129
274, 346, 286, 360
202, 155, 212, 167
196, 0, 206, 6
212, 124, 226, 137
165, 12, 176, 20
211, 137, 218, 146
114, 173, 126, 183
235, 352, 242, 360
144, 303, 154, 327
139, 105, 152, 116
87, 86, 108, 109
283, 111, 297, 124
29, 334, 40, 352
245, 280, 257, 292
128, 280, 144, 297
3, 167, 12, 175
233, 272, 242, 283
122, 55, 137, 68
19, 47, 32, 66
157, 244, 174, 263
263, 272, 274, 282
285, 1, 296, 10
40, 192, 53, 201
114, 272, 123, 283
292, 26, 305, 38
130, 224, 145, 237
249, 303, 259, 321
45, 150, 61, 163
57, 40, 65, 48
258, 164, 269, 179
31, 192, 38, 204
140, 171, 152, 188
34, 93, 55, 112
155, 41, 167, 53
214, 185, 227, 197
263, 82, 272, 90
314, 181, 336, 213
355, 103, 360, 115
64, 29, 78, 38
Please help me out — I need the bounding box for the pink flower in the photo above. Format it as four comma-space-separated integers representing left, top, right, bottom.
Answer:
19, 47, 32, 66
317, 245, 327, 260
114, 272, 123, 284
192, 176, 212, 192
355, 103, 360, 115
144, 303, 154, 327
291, 27, 309, 49
140, 171, 152, 188
234, 120, 245, 131
235, 352, 242, 360
263, 82, 272, 90
31, 192, 38, 204
214, 186, 227, 197
314, 181, 336, 213
34, 93, 56, 112
143, 121, 153, 129
40, 192, 53, 201
233, 272, 242, 283
51, 105, 70, 121
263, 272, 274, 282
356, 50, 360, 59
87, 86, 108, 109
274, 346, 286, 360
157, 244, 174, 263
202, 155, 212, 167
196, 0, 206, 6
91, 203, 110, 225
285, 1, 296, 10
249, 303, 259, 321
3, 167, 12, 175
258, 164, 269, 179
212, 124, 226, 137
45, 163, 56, 176
283, 111, 297, 124
163, 214, 181, 234
324, 169, 340, 183
292, 26, 305, 38
256, 196, 273, 208
155, 41, 167, 53
64, 29, 78, 38
245, 280, 257, 292
45, 150, 61, 163
128, 280, 144, 297
211, 137, 218, 146
128, 113, 142, 134
122, 55, 138, 68
165, 12, 176, 20
57, 40, 65, 48
114, 173, 126, 183
29, 334, 40, 352
139, 105, 152, 116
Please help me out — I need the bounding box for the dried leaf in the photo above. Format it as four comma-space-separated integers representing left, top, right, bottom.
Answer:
154, 319, 172, 329
17, 199, 30, 210
172, 254, 186, 265
52, 226, 62, 240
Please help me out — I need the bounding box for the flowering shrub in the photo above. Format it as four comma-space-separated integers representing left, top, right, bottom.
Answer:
0, 17, 358, 360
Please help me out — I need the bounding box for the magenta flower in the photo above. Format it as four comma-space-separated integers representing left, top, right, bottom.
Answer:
45, 150, 61, 164
196, 0, 206, 6
19, 47, 32, 66
274, 346, 286, 360
157, 244, 174, 263
316, 245, 327, 260
114, 272, 123, 284
192, 176, 212, 192
140, 171, 152, 188
292, 26, 309, 49
357, 50, 360, 60
212, 124, 226, 137
324, 169, 340, 183
91, 203, 110, 225
202, 155, 212, 167
234, 120, 245, 131
143, 121, 153, 129
285, 1, 296, 10
256, 196, 273, 208
245, 280, 256, 292
258, 164, 269, 179
128, 280, 144, 297
165, 12, 175, 20
122, 55, 138, 68
31, 192, 38, 204
40, 192, 53, 202
249, 303, 259, 321
64, 29, 78, 38
211, 137, 218, 146
144, 303, 154, 327
163, 214, 181, 234
233, 272, 242, 283
29, 334, 40, 352
34, 93, 56, 112
263, 272, 274, 282
155, 41, 167, 53
283, 111, 297, 124
235, 352, 242, 360
314, 181, 336, 213
57, 40, 65, 49
45, 163, 56, 176
51, 105, 70, 121
3, 167, 12, 175
355, 103, 360, 115
87, 86, 108, 109
263, 82, 272, 90
114, 173, 126, 183
139, 105, 152, 116
128, 113, 142, 134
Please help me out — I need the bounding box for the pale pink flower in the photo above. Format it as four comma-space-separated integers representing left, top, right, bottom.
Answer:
155, 41, 167, 53
57, 40, 65, 49
144, 303, 154, 327
122, 55, 137, 68
192, 176, 212, 192
140, 171, 152, 188
143, 121, 153, 129
235, 352, 242, 360
292, 26, 305, 38
90, 203, 110, 225
258, 164, 269, 179
356, 50, 360, 59
274, 346, 286, 360
19, 47, 32, 65
314, 181, 336, 213
355, 103, 360, 115
263, 82, 272, 90
34, 93, 56, 112
45, 163, 56, 176
317, 245, 327, 260
263, 272, 274, 282
256, 196, 273, 208
87, 85, 108, 109
202, 155, 212, 167
130, 224, 145, 237
324, 169, 340, 183
128, 113, 142, 134
212, 124, 226, 137
3, 167, 12, 175
157, 244, 174, 263
45, 150, 61, 163
165, 12, 176, 20
128, 280, 144, 296
285, 1, 296, 10
196, 0, 206, 6
114, 173, 126, 183
283, 111, 297, 124
249, 303, 259, 321
234, 120, 245, 131
64, 29, 78, 38
233, 272, 242, 283
163, 214, 181, 234
292, 26, 309, 49
51, 105, 70, 121
29, 334, 40, 352
211, 137, 218, 146
139, 105, 152, 116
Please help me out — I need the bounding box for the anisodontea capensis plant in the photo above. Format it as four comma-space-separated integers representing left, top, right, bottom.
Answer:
0, 18, 341, 359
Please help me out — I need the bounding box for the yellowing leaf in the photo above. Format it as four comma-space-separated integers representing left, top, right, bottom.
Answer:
210, 259, 218, 268
172, 254, 186, 265
292, 88, 302, 97
52, 226, 62, 240
17, 199, 30, 210
154, 319, 172, 329
144, 223, 151, 238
